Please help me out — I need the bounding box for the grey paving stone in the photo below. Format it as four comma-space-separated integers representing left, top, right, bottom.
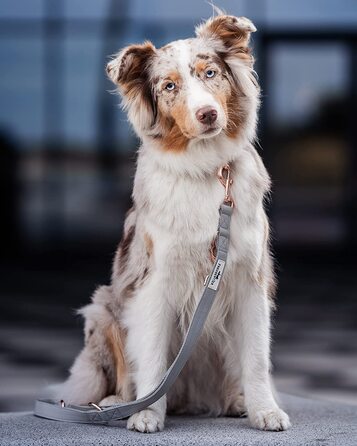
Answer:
0, 394, 356, 446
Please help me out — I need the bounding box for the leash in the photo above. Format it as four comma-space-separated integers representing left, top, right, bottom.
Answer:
34, 164, 234, 425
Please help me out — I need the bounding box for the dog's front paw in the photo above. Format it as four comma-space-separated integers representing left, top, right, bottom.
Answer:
249, 407, 291, 431
127, 409, 164, 433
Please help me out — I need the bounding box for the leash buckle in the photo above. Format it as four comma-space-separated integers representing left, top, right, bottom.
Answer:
218, 164, 234, 208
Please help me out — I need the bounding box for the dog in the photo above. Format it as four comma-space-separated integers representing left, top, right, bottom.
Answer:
58, 13, 291, 433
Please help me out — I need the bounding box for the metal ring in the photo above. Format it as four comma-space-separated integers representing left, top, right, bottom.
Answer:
217, 164, 231, 187
224, 197, 235, 208
88, 402, 103, 411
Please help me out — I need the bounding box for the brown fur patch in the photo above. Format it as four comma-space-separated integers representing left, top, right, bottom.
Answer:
166, 71, 182, 85
215, 91, 229, 116
121, 266, 151, 299
205, 16, 249, 49
144, 232, 153, 256
122, 277, 138, 298
225, 85, 245, 139
200, 16, 253, 64
117, 41, 154, 87
117, 225, 135, 274
212, 53, 231, 73
196, 53, 210, 60
159, 121, 190, 152
142, 266, 149, 281
195, 60, 208, 74
116, 41, 156, 124
209, 238, 217, 262
154, 108, 190, 152
170, 102, 194, 138
105, 323, 128, 395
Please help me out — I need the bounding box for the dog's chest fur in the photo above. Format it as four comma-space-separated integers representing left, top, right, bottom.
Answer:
137, 145, 266, 255
120, 139, 269, 335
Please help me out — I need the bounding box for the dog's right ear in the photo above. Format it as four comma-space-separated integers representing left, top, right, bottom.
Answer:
106, 41, 157, 133
106, 41, 156, 88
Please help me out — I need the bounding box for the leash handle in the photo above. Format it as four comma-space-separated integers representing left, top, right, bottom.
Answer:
34, 203, 233, 424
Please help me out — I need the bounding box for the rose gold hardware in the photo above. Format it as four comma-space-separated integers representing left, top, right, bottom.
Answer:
217, 163, 234, 208
88, 402, 103, 411
210, 163, 234, 263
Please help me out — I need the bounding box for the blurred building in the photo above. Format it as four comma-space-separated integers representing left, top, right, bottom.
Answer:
1, 0, 356, 252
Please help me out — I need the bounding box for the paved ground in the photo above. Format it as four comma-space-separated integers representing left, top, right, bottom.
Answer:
1, 394, 357, 446
0, 250, 356, 412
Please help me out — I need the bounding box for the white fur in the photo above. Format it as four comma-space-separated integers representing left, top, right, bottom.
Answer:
174, 40, 225, 131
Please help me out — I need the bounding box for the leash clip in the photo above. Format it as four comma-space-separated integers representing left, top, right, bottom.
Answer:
218, 164, 234, 208
210, 163, 235, 262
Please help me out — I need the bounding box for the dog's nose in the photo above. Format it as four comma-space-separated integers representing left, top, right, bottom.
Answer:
195, 107, 218, 125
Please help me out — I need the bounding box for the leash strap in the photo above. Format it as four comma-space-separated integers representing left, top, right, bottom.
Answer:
34, 202, 233, 424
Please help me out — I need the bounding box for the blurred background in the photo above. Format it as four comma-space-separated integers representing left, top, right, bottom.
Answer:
0, 0, 356, 412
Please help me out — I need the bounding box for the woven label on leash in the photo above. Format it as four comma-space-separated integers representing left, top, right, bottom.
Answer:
208, 259, 225, 290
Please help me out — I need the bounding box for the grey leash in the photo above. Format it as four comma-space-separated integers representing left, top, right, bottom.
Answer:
34, 193, 233, 425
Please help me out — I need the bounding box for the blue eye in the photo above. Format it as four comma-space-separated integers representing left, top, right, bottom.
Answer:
206, 70, 216, 78
165, 82, 176, 91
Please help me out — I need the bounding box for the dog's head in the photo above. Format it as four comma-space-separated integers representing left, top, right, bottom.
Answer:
107, 14, 259, 152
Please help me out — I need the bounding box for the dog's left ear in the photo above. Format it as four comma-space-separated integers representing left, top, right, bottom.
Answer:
196, 15, 256, 66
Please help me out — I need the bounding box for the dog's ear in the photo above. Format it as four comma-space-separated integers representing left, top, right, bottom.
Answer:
196, 15, 256, 66
106, 41, 157, 133
106, 41, 156, 86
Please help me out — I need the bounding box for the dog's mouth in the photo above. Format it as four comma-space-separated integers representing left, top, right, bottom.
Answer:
198, 126, 222, 139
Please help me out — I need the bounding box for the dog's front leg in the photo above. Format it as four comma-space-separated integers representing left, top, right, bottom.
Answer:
234, 279, 291, 431
123, 273, 173, 433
